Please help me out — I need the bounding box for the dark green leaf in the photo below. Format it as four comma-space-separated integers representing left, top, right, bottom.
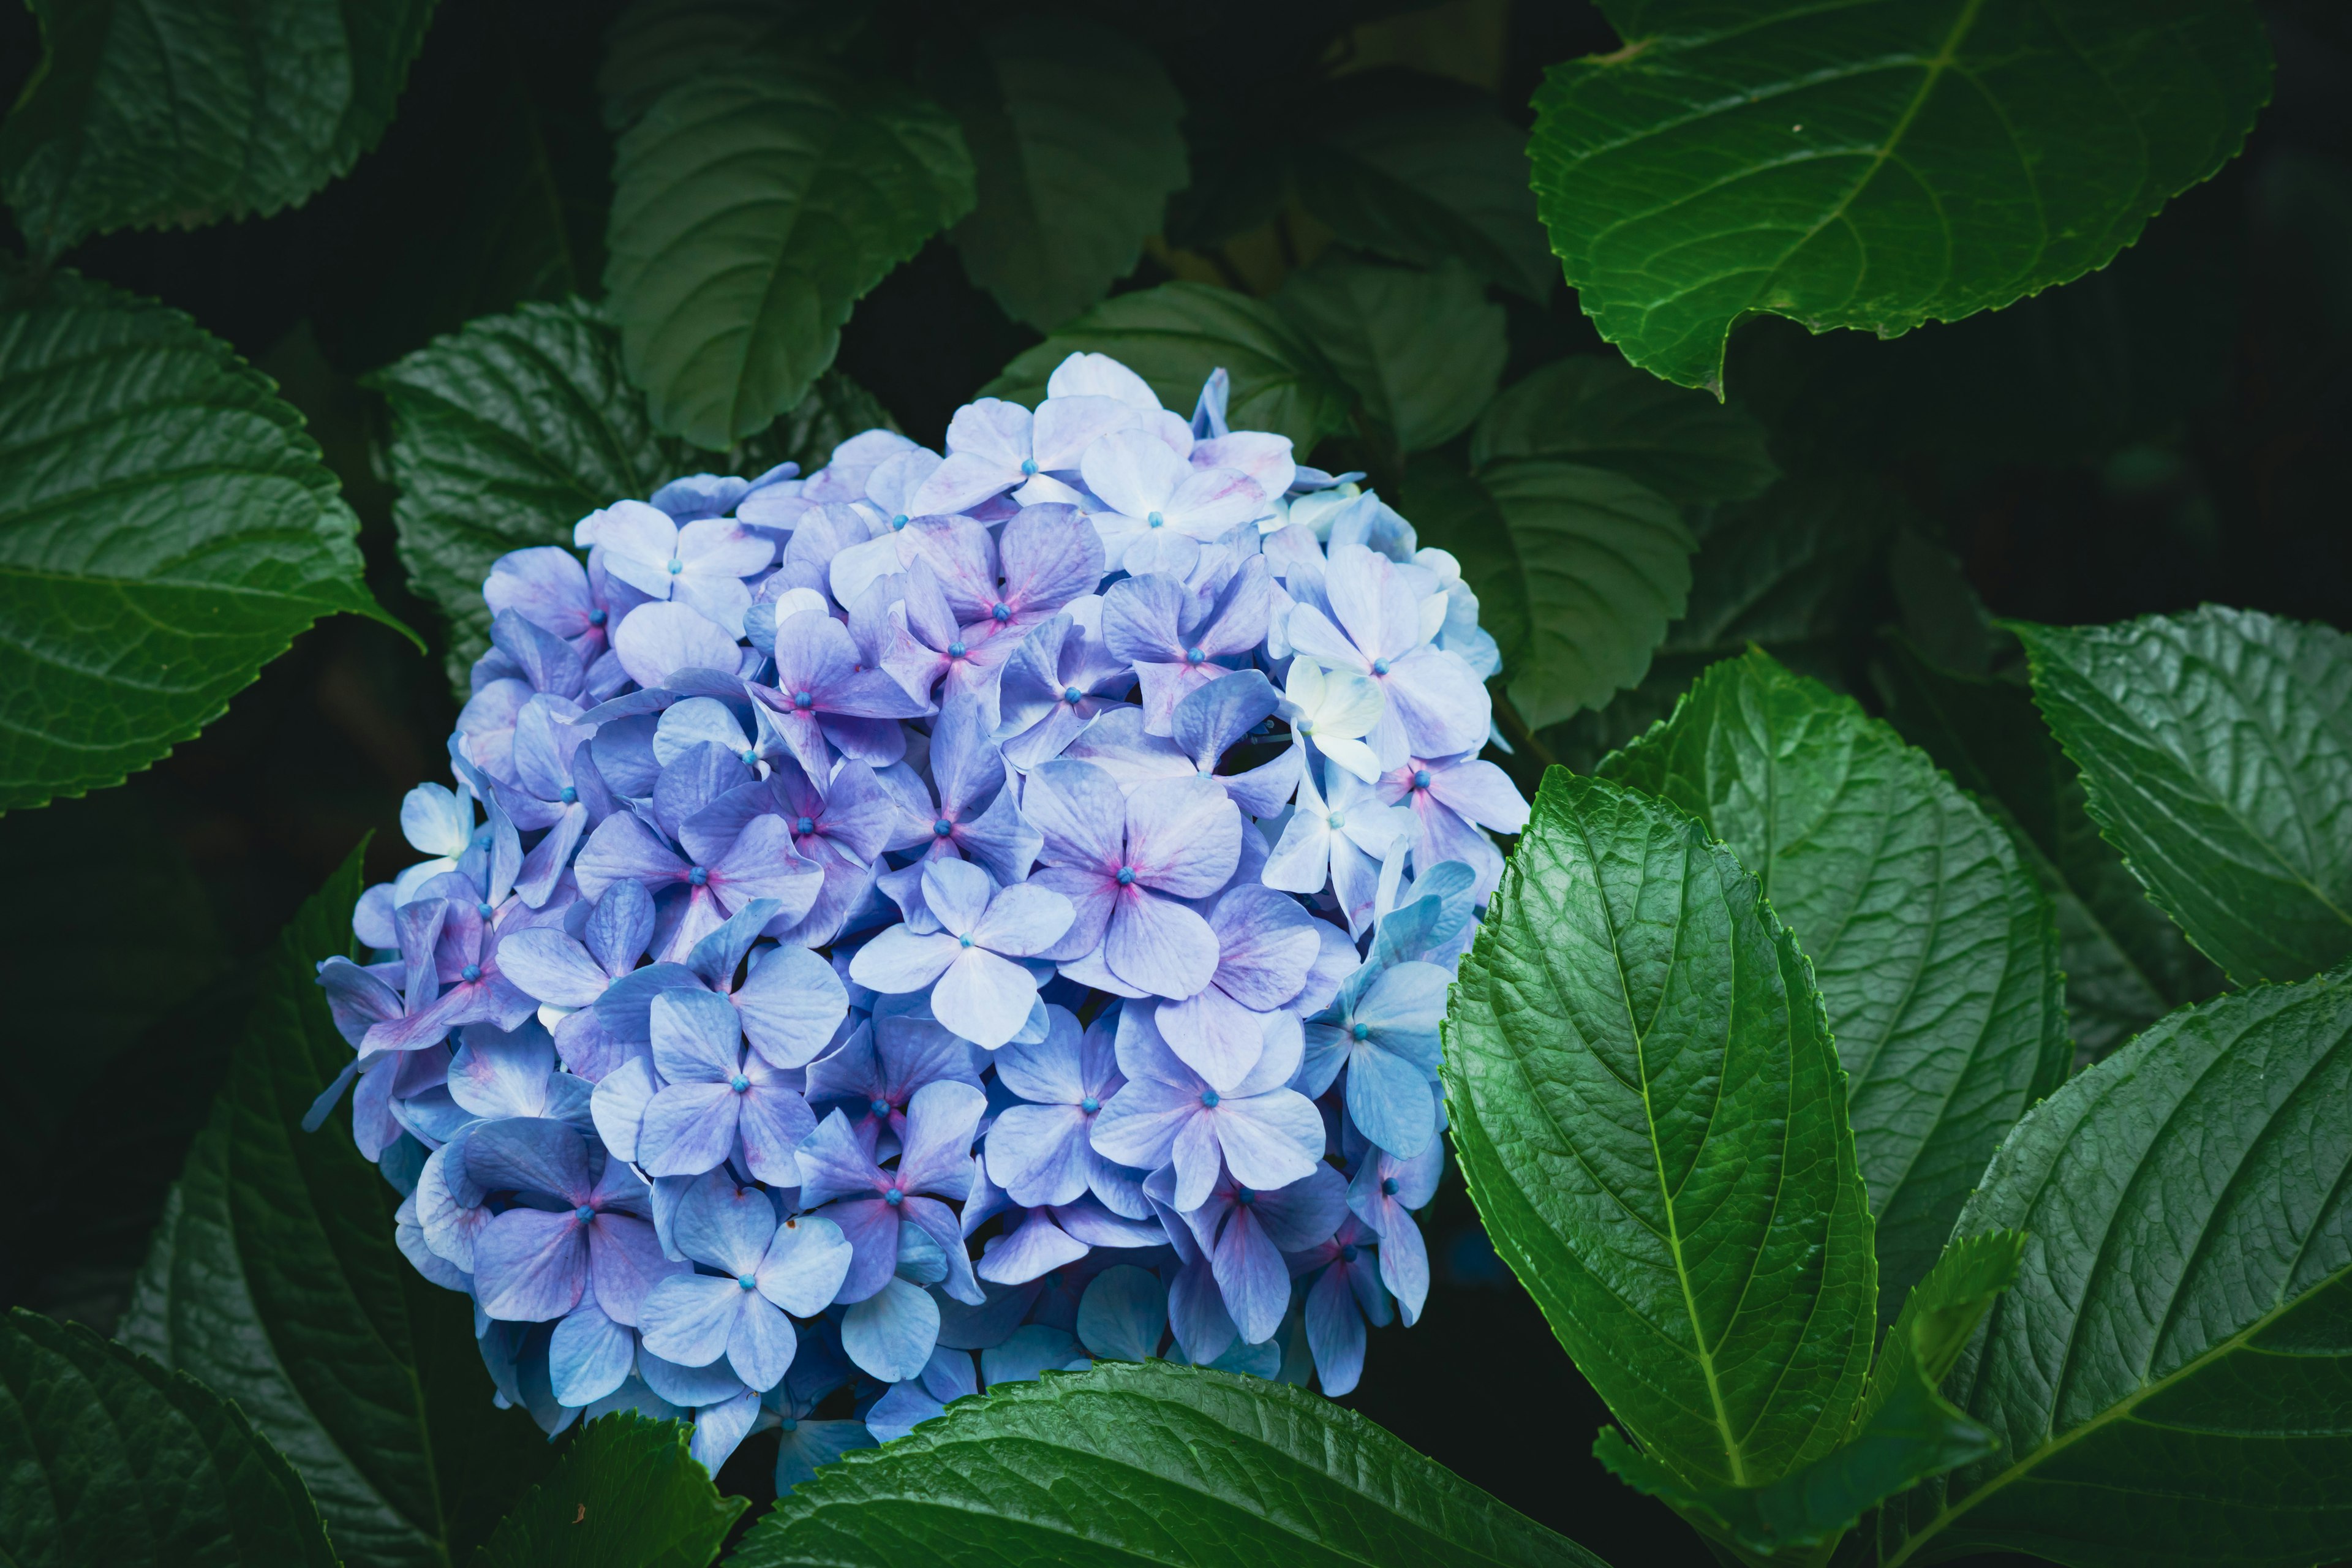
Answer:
0, 0, 437, 262
1403, 455, 1691, 727
605, 62, 973, 448
2016, 607, 2352, 985
0, 1310, 335, 1568
731, 1360, 1610, 1568
1528, 0, 2272, 392
598, 0, 861, 134
1275, 252, 1506, 453
121, 846, 551, 1568
1600, 652, 2070, 1311
374, 298, 887, 688
933, 17, 1188, 331
1872, 963, 2352, 1568
0, 268, 386, 810
1879, 638, 2223, 1060
1444, 770, 1877, 1491
1471, 357, 1777, 504
984, 282, 1353, 451
472, 1414, 744, 1568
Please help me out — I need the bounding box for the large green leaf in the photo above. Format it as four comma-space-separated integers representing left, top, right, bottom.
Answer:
605, 61, 973, 448
1879, 638, 2223, 1059
1444, 769, 1877, 1491
1528, 0, 2272, 392
0, 1309, 336, 1568
1274, 252, 1506, 454
0, 269, 385, 811
1402, 455, 1691, 728
0, 0, 437, 261
2016, 607, 2352, 986
932, 17, 1188, 331
1472, 357, 1777, 505
374, 298, 888, 688
984, 282, 1354, 451
1600, 651, 2070, 1311
121, 846, 550, 1568
1871, 962, 2352, 1568
472, 1415, 744, 1568
731, 1360, 1609, 1567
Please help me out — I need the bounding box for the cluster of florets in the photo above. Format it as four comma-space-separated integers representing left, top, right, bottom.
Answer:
311, 353, 1529, 1484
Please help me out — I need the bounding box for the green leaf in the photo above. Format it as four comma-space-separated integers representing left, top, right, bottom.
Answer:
598, 0, 859, 134
472, 1414, 744, 1568
1470, 356, 1778, 505
1528, 0, 2273, 392
1871, 963, 2352, 1568
984, 282, 1354, 451
1599, 651, 2070, 1311
932, 17, 1188, 331
1878, 638, 2223, 1060
121, 845, 551, 1568
1444, 770, 1877, 1491
605, 61, 973, 448
1402, 454, 1692, 727
2015, 606, 2352, 986
0, 268, 385, 811
374, 298, 888, 689
0, 1309, 336, 1568
0, 0, 437, 262
731, 1360, 1610, 1568
1274, 252, 1506, 453
1295, 71, 1555, 302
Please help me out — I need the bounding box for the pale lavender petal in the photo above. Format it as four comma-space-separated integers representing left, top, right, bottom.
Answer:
690, 1388, 763, 1474
840, 1277, 940, 1382
638, 1082, 739, 1177
638, 1273, 743, 1368
1166, 1254, 1237, 1366
726, 1294, 797, 1390
897, 1079, 987, 1197
848, 925, 962, 994
464, 1116, 592, 1203
734, 945, 848, 1068
550, 1302, 636, 1408
737, 1082, 817, 1187
1104, 889, 1219, 1000
1382, 647, 1491, 759
1305, 1262, 1367, 1395
969, 882, 1074, 957
591, 1054, 658, 1164
1153, 988, 1265, 1094
932, 948, 1041, 1052
1378, 1208, 1428, 1325
649, 989, 741, 1083
1212, 1208, 1288, 1344
1212, 1089, 1322, 1192
613, 601, 742, 689
1123, 776, 1238, 898
984, 1103, 1089, 1208
992, 1007, 1085, 1103
589, 1213, 682, 1326
1087, 1079, 1196, 1174
1022, 759, 1125, 869
921, 858, 995, 936
978, 1209, 1088, 1286
474, 1208, 589, 1321
757, 1214, 854, 1316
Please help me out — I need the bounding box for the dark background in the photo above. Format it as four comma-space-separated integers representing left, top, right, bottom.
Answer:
3, 4, 2346, 1564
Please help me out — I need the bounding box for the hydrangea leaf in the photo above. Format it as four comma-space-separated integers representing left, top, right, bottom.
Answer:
1880, 638, 2223, 1060
473, 1414, 745, 1568
0, 0, 436, 262
730, 1360, 1609, 1567
1444, 770, 1877, 1492
0, 1310, 336, 1568
1401, 454, 1691, 727
1469, 356, 1778, 505
0, 268, 386, 811
121, 846, 551, 1568
1274, 252, 1507, 454
984, 282, 1354, 452
605, 61, 974, 448
2014, 608, 2352, 986
374, 297, 888, 688
1528, 0, 2274, 392
1600, 651, 2070, 1313
932, 17, 1189, 331
1871, 963, 2352, 1567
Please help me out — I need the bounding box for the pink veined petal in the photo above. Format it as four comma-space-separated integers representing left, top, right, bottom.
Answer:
1080, 428, 1186, 518
637, 1083, 741, 1177
1104, 888, 1221, 1000
1161, 466, 1267, 539
1023, 759, 1126, 870
904, 517, 1001, 624
1428, 755, 1529, 832
1281, 601, 1371, 675
473, 1208, 590, 1321
1380, 647, 1491, 760
1025, 867, 1115, 962
1122, 776, 1240, 898
895, 1079, 989, 1198
736, 1083, 818, 1186
1210, 1207, 1289, 1344
1031, 393, 1146, 470
587, 1212, 684, 1327
1305, 1261, 1368, 1395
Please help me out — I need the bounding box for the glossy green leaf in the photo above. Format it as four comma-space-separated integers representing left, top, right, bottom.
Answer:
374, 298, 888, 688
605, 61, 973, 448
1471, 356, 1778, 504
0, 0, 437, 261
598, 0, 860, 134
1879, 638, 2223, 1059
1871, 963, 2352, 1568
984, 282, 1354, 451
732, 1360, 1609, 1568
1275, 252, 1506, 453
473, 1414, 744, 1568
1601, 651, 2070, 1311
121, 845, 550, 1568
1444, 770, 1877, 1491
2016, 607, 2352, 985
933, 17, 1188, 331
1402, 455, 1691, 727
1528, 0, 2272, 392
0, 1310, 334, 1568
0, 268, 385, 811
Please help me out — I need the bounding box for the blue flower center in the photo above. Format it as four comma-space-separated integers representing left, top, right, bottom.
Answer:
739, 1274, 758, 1290
778, 1417, 799, 1431
1185, 646, 1205, 664
1199, 1089, 1220, 1108
667, 557, 684, 575
741, 747, 759, 766
948, 640, 967, 657
461, 963, 482, 982
559, 785, 578, 804
1326, 811, 1344, 829
1372, 658, 1390, 676
1020, 459, 1038, 476
477, 902, 493, 918
575, 1204, 595, 1223
1351, 1022, 1370, 1041
1115, 866, 1136, 886
991, 603, 1011, 622
891, 514, 908, 530
688, 866, 709, 886
730, 1074, 750, 1093
1412, 769, 1431, 790
1381, 1177, 1400, 1196
870, 1098, 891, 1120
1340, 1242, 1360, 1262
1146, 510, 1165, 529
933, 818, 954, 838
796, 815, 816, 834
588, 608, 608, 626
792, 690, 813, 709
1235, 1187, 1256, 1205
1063, 685, 1085, 705
959, 933, 973, 948
883, 1188, 903, 1207
1080, 1096, 1099, 1114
